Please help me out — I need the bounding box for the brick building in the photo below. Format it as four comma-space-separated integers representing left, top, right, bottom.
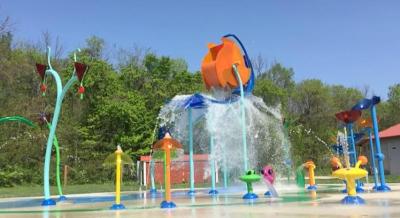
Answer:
139, 154, 214, 186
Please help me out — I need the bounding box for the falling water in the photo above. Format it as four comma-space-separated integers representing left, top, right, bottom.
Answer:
337, 129, 350, 169
158, 92, 289, 183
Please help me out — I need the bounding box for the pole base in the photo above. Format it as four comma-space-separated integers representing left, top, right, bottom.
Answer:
58, 195, 67, 201
149, 188, 158, 194
264, 191, 272, 197
341, 189, 347, 193
243, 192, 258, 199
187, 190, 196, 196
41, 199, 56, 206
376, 184, 391, 192
110, 203, 126, 210
208, 189, 218, 196
341, 196, 365, 205
307, 185, 317, 191
160, 200, 176, 208
356, 186, 364, 193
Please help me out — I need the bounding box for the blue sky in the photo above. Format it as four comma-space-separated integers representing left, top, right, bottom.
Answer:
2, 0, 400, 98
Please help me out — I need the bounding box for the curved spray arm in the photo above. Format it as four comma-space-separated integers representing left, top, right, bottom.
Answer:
223, 34, 255, 94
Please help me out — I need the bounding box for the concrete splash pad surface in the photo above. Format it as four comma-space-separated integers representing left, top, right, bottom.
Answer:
1, 184, 400, 217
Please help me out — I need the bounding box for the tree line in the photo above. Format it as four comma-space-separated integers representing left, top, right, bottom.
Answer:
0, 19, 399, 186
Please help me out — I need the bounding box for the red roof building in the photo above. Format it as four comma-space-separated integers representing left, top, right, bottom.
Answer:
361, 123, 400, 175
138, 154, 215, 187
377, 123, 400, 139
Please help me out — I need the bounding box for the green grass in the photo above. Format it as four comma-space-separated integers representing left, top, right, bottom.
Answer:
0, 183, 140, 198
1, 176, 399, 199
0, 182, 213, 198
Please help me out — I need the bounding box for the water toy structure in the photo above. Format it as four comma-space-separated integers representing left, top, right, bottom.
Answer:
103, 145, 133, 210
35, 47, 89, 206
38, 113, 65, 201
201, 34, 259, 199
154, 34, 287, 201
239, 170, 261, 199
153, 133, 183, 208
261, 165, 278, 197
352, 96, 390, 192
304, 161, 317, 190
294, 161, 316, 190
356, 118, 379, 189
295, 165, 306, 188
335, 109, 364, 193
330, 156, 368, 204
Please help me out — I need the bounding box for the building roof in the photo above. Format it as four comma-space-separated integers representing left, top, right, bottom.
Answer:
379, 123, 400, 139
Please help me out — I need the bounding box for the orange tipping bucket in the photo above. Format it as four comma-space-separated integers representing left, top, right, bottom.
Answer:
201, 38, 250, 90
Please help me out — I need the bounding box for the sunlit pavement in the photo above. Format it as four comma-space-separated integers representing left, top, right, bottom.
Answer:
1, 183, 400, 217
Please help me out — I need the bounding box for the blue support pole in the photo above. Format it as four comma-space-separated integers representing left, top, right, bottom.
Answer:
370, 105, 391, 191
188, 107, 196, 195
208, 136, 218, 195
367, 128, 379, 190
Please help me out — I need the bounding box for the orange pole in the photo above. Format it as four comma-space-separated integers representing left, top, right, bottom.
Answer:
165, 147, 171, 202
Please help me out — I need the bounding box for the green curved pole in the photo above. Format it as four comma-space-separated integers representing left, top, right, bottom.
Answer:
46, 122, 63, 197
0, 116, 35, 127
1, 116, 64, 197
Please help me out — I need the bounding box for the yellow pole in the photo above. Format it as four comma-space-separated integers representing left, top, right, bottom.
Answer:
308, 165, 315, 186
165, 147, 171, 202
115, 148, 122, 205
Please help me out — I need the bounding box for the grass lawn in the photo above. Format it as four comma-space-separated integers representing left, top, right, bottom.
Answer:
1, 175, 399, 198
0, 183, 141, 198
0, 182, 212, 198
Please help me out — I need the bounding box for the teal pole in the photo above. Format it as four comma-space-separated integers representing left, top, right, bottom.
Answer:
370, 104, 390, 191
42, 47, 63, 206
150, 158, 157, 193
223, 144, 228, 189
41, 48, 81, 205
188, 107, 195, 195
208, 136, 218, 195
232, 65, 248, 172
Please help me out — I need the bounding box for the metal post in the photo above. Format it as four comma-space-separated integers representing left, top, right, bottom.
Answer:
150, 158, 157, 193
367, 128, 379, 190
208, 136, 218, 195
188, 107, 195, 195
223, 146, 228, 189
143, 161, 147, 188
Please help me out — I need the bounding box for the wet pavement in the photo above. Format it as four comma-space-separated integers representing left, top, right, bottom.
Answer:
0, 183, 399, 217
